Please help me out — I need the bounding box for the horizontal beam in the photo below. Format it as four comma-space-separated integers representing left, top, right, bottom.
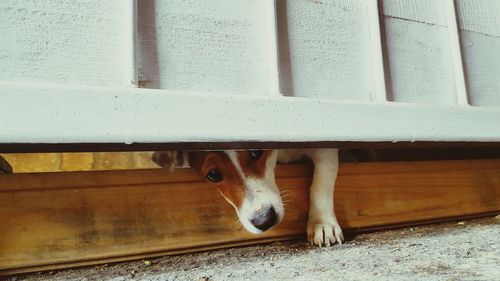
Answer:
1, 83, 500, 148
1, 159, 499, 274
2, 141, 500, 153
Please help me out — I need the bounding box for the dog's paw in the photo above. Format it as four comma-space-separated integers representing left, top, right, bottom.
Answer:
307, 218, 344, 247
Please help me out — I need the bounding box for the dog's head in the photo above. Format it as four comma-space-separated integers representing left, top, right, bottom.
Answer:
153, 150, 284, 233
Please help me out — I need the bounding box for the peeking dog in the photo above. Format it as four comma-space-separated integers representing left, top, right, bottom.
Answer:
152, 149, 343, 247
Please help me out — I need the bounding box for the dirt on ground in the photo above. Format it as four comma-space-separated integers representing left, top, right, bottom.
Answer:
8, 216, 500, 281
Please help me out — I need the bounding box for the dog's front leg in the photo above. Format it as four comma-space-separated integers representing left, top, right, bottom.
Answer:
307, 149, 344, 247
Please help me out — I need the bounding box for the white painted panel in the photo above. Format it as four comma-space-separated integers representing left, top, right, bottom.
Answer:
367, 0, 388, 102
445, 0, 468, 105
382, 1, 457, 105
2, 83, 500, 144
277, 0, 373, 100
0, 0, 125, 86
382, 0, 447, 26
137, 0, 268, 95
456, 0, 500, 36
460, 32, 500, 107
456, 0, 500, 106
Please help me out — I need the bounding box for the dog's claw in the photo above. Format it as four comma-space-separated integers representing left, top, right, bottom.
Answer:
307, 218, 344, 247
336, 230, 344, 245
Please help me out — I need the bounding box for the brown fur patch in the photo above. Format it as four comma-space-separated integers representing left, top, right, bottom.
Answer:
189, 151, 245, 208
236, 150, 271, 178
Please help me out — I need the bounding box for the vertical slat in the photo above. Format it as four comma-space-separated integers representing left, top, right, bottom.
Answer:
123, 0, 138, 87
264, 0, 281, 95
446, 0, 469, 105
123, 0, 138, 146
367, 0, 387, 102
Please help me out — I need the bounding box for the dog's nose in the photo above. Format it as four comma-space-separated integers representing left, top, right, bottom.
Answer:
250, 206, 277, 231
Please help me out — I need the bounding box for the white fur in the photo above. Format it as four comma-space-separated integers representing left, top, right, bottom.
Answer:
226, 149, 343, 246
225, 151, 245, 178
277, 149, 344, 246
225, 151, 284, 234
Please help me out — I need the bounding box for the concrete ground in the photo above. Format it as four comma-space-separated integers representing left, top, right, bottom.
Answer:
11, 216, 500, 281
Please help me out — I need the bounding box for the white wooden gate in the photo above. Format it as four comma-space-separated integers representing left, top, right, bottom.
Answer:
1, 0, 500, 149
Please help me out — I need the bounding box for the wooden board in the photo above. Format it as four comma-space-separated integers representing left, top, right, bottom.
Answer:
1, 160, 500, 275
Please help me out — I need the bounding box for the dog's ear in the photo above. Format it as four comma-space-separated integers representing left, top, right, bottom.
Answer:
152, 151, 176, 171
0, 155, 12, 174
152, 151, 190, 172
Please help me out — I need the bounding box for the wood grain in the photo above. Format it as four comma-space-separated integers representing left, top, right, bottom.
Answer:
1, 160, 499, 275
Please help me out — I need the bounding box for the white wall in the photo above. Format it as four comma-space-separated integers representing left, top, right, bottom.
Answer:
136, 0, 376, 100
382, 0, 457, 105
277, 0, 374, 100
0, 0, 125, 86
456, 0, 500, 106
1, 0, 500, 144
137, 0, 269, 95
1, 0, 499, 105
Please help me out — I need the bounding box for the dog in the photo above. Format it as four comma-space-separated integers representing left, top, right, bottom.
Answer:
152, 149, 343, 247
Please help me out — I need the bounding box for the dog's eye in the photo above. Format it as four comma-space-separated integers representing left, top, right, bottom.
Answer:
206, 169, 223, 182
250, 150, 263, 159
